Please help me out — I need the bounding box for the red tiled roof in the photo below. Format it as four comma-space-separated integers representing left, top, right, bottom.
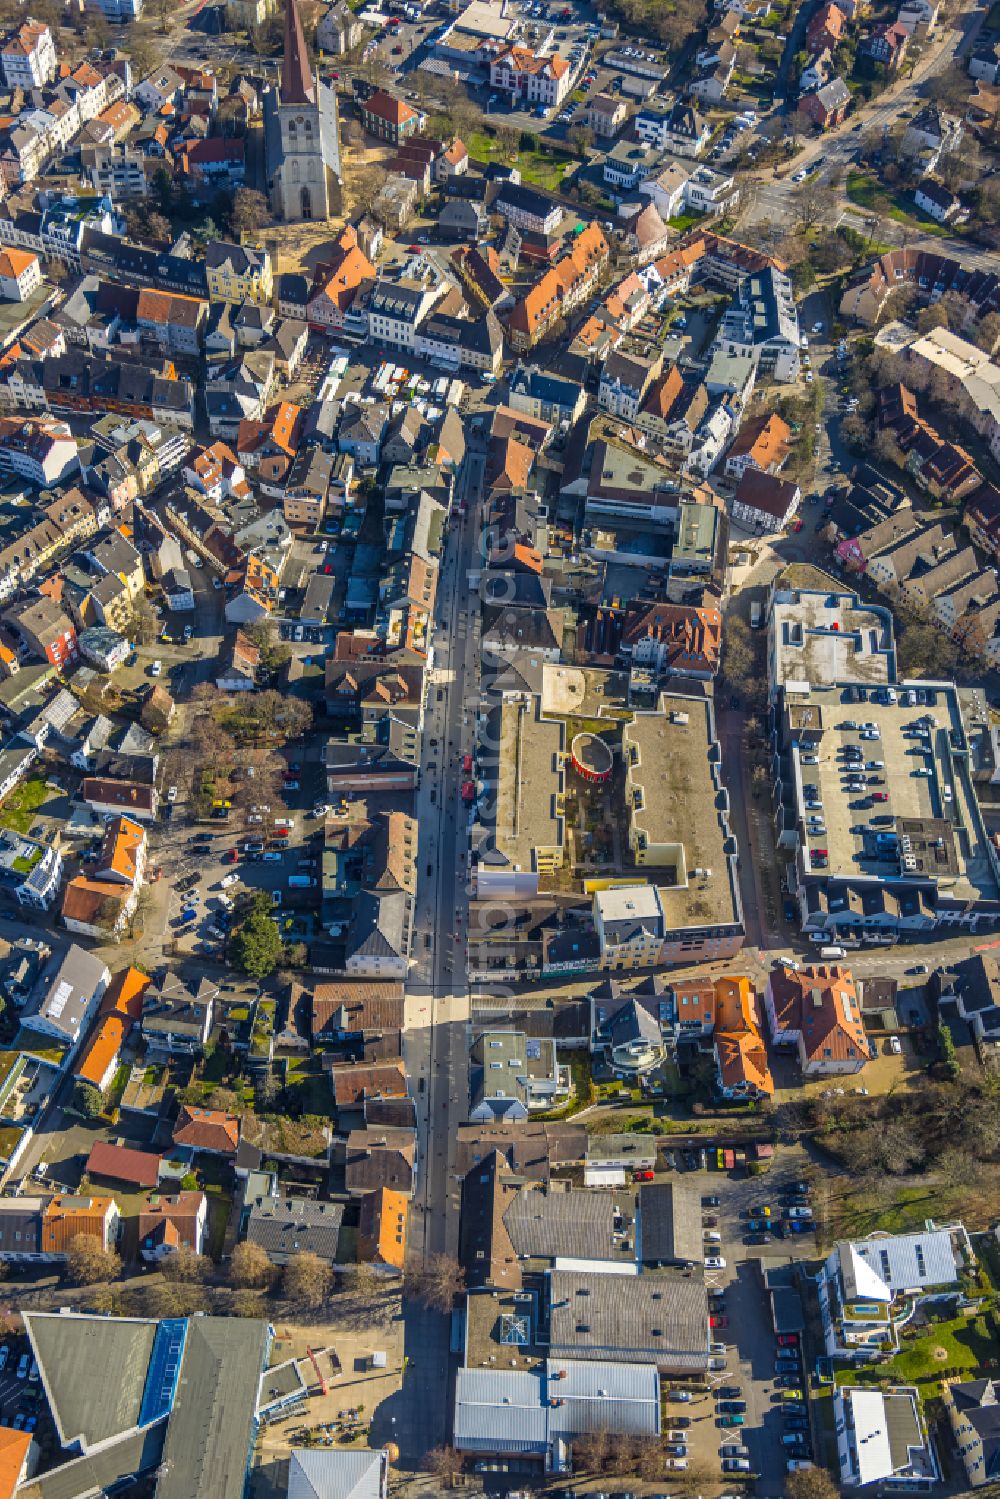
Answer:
87, 1140, 161, 1188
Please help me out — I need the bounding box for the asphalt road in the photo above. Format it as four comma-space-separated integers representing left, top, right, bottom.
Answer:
745, 5, 995, 263
404, 445, 485, 1266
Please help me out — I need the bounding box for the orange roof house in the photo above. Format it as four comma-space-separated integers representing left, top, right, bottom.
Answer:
724, 412, 792, 479
308, 228, 376, 324
95, 814, 146, 887
238, 400, 303, 485
101, 966, 150, 1023
331, 1060, 407, 1109
74, 1011, 130, 1093
41, 1194, 119, 1256
358, 1185, 408, 1270
61, 877, 131, 940
712, 976, 773, 1099
0, 248, 38, 281
620, 602, 722, 677
485, 433, 534, 494
507, 221, 609, 349
0, 1427, 32, 1499
86, 1140, 161, 1188
137, 1190, 207, 1259
172, 1104, 240, 1155
764, 963, 871, 1077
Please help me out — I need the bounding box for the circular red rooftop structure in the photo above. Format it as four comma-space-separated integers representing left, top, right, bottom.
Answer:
570, 732, 613, 784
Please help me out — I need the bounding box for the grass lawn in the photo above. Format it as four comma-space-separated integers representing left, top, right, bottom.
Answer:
846, 171, 954, 238
667, 212, 707, 233
206, 1190, 232, 1260
839, 1315, 998, 1392
467, 130, 497, 163
0, 776, 50, 834
519, 151, 573, 191
465, 130, 572, 191
283, 1056, 333, 1117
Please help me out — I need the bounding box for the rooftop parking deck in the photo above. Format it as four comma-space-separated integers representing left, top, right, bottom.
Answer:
789, 683, 999, 903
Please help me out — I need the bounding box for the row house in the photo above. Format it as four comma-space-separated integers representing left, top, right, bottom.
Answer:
507, 221, 609, 351
0, 486, 101, 603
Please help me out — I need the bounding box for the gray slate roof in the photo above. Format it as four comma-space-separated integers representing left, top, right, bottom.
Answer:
503, 1186, 633, 1264
637, 1181, 703, 1266
245, 1195, 345, 1264
547, 1268, 709, 1370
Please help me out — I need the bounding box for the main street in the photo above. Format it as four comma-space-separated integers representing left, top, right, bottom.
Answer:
403, 446, 486, 1268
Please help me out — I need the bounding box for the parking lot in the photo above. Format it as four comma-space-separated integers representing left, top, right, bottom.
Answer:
0, 1338, 45, 1440
658, 1156, 818, 1490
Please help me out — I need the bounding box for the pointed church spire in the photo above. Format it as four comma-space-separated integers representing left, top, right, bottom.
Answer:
281, 0, 315, 105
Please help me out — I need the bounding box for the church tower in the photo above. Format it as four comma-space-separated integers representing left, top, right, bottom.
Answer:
263, 0, 342, 221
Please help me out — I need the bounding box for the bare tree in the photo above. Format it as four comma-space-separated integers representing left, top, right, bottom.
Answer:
282, 1250, 331, 1309
572, 1428, 610, 1474
568, 123, 594, 158
796, 177, 837, 232
349, 163, 387, 219
915, 302, 949, 334
424, 1446, 464, 1486
493, 124, 519, 162
230, 1240, 276, 1289
160, 1245, 207, 1283
231, 1288, 267, 1317
405, 1252, 465, 1312
230, 187, 270, 238
66, 1235, 121, 1286
787, 1467, 841, 1499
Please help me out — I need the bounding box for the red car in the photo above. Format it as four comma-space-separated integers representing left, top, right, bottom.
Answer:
778, 1334, 799, 1347
872, 791, 889, 801
225, 848, 239, 863
710, 1314, 729, 1328
633, 1170, 654, 1182
329, 70, 339, 78
793, 518, 804, 532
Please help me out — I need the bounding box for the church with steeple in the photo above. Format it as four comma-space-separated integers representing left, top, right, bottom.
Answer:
263, 0, 342, 221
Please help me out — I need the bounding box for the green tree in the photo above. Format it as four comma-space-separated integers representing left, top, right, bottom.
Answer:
230, 893, 283, 979
73, 1081, 104, 1119
937, 1023, 960, 1079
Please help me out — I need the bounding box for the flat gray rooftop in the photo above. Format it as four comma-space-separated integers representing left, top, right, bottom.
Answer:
18, 1426, 166, 1499
158, 1317, 270, 1499
772, 590, 893, 689
26, 1312, 156, 1450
